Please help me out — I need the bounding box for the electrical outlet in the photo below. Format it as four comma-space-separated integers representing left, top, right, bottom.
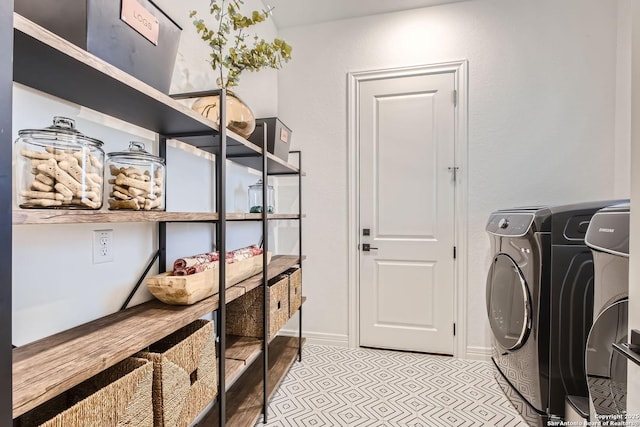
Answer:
93, 229, 113, 264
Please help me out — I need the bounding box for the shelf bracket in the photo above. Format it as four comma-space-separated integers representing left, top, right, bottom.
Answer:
120, 250, 160, 311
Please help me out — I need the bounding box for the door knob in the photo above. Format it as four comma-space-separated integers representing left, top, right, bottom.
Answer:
362, 243, 378, 252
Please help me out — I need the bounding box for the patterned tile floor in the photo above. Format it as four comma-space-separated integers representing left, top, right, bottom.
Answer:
258, 344, 528, 426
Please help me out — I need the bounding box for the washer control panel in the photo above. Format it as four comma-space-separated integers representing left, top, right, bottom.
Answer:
486, 213, 534, 237
585, 209, 630, 256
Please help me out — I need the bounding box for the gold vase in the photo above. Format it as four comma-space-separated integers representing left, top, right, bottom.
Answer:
191, 91, 256, 139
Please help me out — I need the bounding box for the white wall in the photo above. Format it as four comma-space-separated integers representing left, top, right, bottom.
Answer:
12, 0, 279, 345
626, 0, 640, 416
277, 0, 622, 353
615, 0, 632, 198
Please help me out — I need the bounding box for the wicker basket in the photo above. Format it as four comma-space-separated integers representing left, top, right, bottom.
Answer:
15, 357, 153, 427
227, 274, 290, 340
137, 319, 217, 427
286, 268, 302, 316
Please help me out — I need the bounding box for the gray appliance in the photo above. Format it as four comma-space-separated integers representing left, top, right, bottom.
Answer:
584, 202, 630, 423
486, 207, 549, 427
486, 201, 619, 426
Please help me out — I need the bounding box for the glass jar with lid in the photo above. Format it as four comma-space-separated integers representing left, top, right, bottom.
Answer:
106, 142, 166, 210
248, 179, 274, 213
15, 116, 105, 209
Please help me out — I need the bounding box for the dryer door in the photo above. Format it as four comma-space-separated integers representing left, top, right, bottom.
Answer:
586, 299, 628, 420
486, 253, 532, 351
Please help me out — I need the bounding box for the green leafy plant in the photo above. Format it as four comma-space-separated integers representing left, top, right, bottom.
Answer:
190, 0, 293, 89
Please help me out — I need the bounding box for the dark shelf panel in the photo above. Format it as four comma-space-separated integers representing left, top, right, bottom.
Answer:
613, 330, 640, 367
613, 343, 640, 366
230, 154, 302, 175
174, 134, 300, 175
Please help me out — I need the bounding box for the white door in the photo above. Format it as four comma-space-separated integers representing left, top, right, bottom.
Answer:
358, 70, 456, 355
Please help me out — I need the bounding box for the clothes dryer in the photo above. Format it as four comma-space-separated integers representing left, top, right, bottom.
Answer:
486, 201, 619, 426
548, 205, 605, 419
584, 202, 630, 422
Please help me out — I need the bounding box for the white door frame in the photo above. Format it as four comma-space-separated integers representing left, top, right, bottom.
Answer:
347, 61, 469, 358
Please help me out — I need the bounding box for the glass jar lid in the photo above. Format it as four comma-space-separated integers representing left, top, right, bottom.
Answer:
249, 179, 273, 190
108, 141, 166, 165
18, 116, 104, 148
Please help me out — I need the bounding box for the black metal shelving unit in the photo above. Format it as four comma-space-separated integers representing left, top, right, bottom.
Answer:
5, 9, 304, 427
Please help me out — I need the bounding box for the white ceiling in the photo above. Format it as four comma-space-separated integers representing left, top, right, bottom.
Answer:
261, 0, 471, 29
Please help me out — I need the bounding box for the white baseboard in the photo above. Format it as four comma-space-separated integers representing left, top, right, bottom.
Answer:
465, 346, 493, 361
278, 329, 349, 347
279, 330, 491, 358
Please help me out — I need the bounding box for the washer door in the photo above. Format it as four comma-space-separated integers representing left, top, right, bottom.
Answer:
586, 299, 628, 419
486, 253, 532, 351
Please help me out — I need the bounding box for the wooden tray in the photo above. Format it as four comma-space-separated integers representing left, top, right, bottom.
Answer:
147, 253, 271, 305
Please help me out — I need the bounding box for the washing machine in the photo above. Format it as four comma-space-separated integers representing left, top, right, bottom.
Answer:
584, 202, 630, 423
486, 201, 619, 426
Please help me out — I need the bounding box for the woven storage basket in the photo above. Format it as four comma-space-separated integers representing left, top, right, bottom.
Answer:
137, 319, 216, 427
227, 274, 290, 340
15, 357, 153, 427
285, 267, 302, 316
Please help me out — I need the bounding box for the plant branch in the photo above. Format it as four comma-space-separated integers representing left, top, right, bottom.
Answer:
191, 0, 292, 89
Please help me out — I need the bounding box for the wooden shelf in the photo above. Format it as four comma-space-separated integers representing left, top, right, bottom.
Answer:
196, 336, 303, 427
224, 359, 246, 390
11, 255, 301, 418
225, 336, 263, 390
12, 210, 219, 225
236, 213, 305, 221
13, 13, 300, 175
226, 336, 263, 364
13, 210, 305, 225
